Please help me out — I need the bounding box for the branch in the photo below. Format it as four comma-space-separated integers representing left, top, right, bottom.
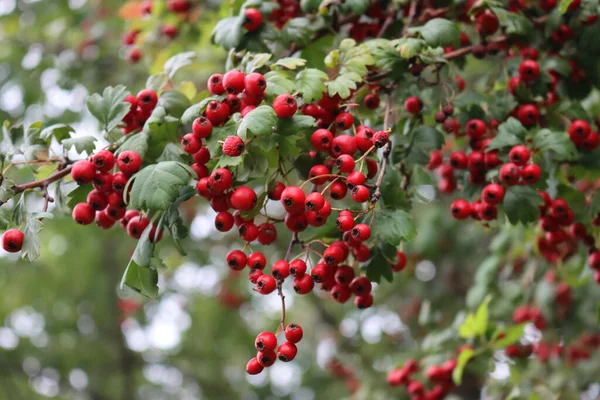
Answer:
13, 165, 72, 194
402, 1, 419, 36
278, 232, 300, 331
370, 94, 393, 205
443, 35, 509, 60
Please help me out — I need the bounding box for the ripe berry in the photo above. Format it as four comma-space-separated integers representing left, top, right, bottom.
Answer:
127, 217, 150, 239
281, 186, 305, 214
499, 163, 521, 185
336, 214, 354, 232
311, 263, 332, 283
256, 274, 277, 294
479, 202, 498, 221
509, 145, 531, 166
355, 126, 375, 152
330, 180, 348, 200
350, 276, 372, 296
87, 190, 108, 211
277, 342, 297, 362
336, 154, 355, 173
482, 183, 505, 205
136, 89, 158, 112
293, 274, 314, 294
323, 245, 345, 266
208, 168, 233, 193
285, 213, 308, 232
519, 60, 540, 81
364, 93, 380, 109
226, 249, 247, 271
451, 199, 471, 220
222, 70, 246, 94
206, 101, 230, 125
180, 133, 201, 154
331, 135, 357, 157
521, 163, 541, 184
2, 229, 24, 253
92, 150, 115, 172
246, 358, 264, 375
373, 131, 389, 148
449, 152, 468, 169
117, 151, 142, 176
239, 222, 259, 242
272, 260, 290, 280
192, 116, 213, 139
244, 72, 267, 97
466, 119, 486, 139
305, 192, 325, 211
268, 181, 285, 201
335, 112, 354, 130
351, 223, 371, 241
72, 203, 95, 225
351, 185, 370, 203
589, 251, 600, 270
310, 129, 333, 151
284, 324, 303, 343
257, 350, 277, 367
346, 171, 366, 189
404, 96, 422, 114
476, 9, 499, 35
112, 172, 128, 193
230, 186, 257, 211
334, 265, 355, 285
427, 150, 443, 170
393, 251, 407, 272
467, 151, 485, 171
215, 211, 234, 232
568, 120, 591, 141
243, 8, 263, 31
273, 94, 297, 118
207, 74, 225, 95
354, 294, 373, 309
71, 160, 96, 184
517, 104, 540, 127
331, 284, 352, 303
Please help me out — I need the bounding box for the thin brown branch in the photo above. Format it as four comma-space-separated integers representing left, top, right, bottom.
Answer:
370, 94, 393, 205
13, 165, 72, 194
443, 35, 509, 60
278, 232, 301, 331
41, 184, 54, 212
402, 1, 419, 36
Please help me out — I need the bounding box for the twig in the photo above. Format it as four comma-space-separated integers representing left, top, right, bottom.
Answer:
41, 184, 54, 212
278, 232, 301, 331
402, 1, 418, 36
443, 35, 509, 60
13, 165, 73, 194
370, 94, 393, 205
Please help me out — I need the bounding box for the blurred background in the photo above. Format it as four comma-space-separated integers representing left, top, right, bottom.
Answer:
1, 1, 600, 400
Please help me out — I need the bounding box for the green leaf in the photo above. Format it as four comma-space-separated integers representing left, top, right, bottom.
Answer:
533, 129, 578, 161
373, 209, 417, 247
121, 226, 159, 298
487, 95, 518, 121
296, 68, 328, 103
21, 217, 43, 262
146, 72, 169, 92
0, 178, 15, 203
272, 57, 307, 70
452, 348, 475, 385
237, 105, 276, 140
341, 0, 369, 13
276, 114, 315, 136
559, 0, 574, 13
180, 97, 215, 129
143, 107, 180, 161
118, 132, 149, 158
364, 243, 396, 283
39, 124, 74, 143
459, 295, 492, 339
86, 85, 131, 132
264, 70, 296, 97
491, 324, 526, 348
163, 186, 196, 255
281, 17, 318, 47
129, 161, 195, 211
326, 73, 358, 99
66, 185, 93, 209
405, 126, 445, 164
211, 16, 244, 50
487, 117, 526, 151
380, 168, 408, 209
410, 18, 460, 48
156, 90, 190, 118
490, 7, 534, 36
164, 51, 198, 79
61, 136, 96, 155
399, 38, 425, 59
541, 57, 572, 77
503, 186, 544, 225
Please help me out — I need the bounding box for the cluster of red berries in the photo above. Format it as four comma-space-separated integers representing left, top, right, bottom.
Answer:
444, 144, 540, 221
246, 324, 303, 375
387, 357, 458, 400
123, 0, 192, 63
70, 149, 161, 241
269, 0, 301, 29
567, 119, 599, 152
534, 331, 600, 364
512, 304, 547, 330
122, 89, 158, 134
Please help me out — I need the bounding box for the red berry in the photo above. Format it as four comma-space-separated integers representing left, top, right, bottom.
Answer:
568, 120, 591, 141
92, 150, 115, 172
466, 119, 486, 139
2, 229, 24, 253
482, 183, 505, 205
350, 276, 372, 296
256, 274, 277, 294
222, 70, 246, 94
372, 131, 389, 148
214, 212, 234, 232
272, 260, 290, 280
517, 104, 539, 126
207, 74, 225, 95
451, 199, 471, 220
127, 217, 150, 239
230, 186, 257, 211
509, 145, 531, 166
334, 112, 354, 130
331, 135, 358, 157
277, 342, 297, 362
336, 154, 355, 173
449, 152, 468, 169
208, 168, 233, 193
476, 9, 499, 35
351, 223, 371, 242
256, 350, 277, 367
257, 223, 278, 245
285, 213, 308, 232
244, 72, 266, 96
293, 274, 314, 294
248, 252, 267, 270
72, 203, 95, 225
404, 96, 422, 114
305, 192, 325, 211
364, 93, 380, 109
226, 249, 247, 271
323, 245, 345, 266
351, 185, 370, 203
71, 160, 96, 184
521, 163, 541, 184
331, 284, 352, 303
354, 294, 373, 309
311, 129, 334, 151
136, 89, 158, 112
239, 222, 259, 242
281, 186, 305, 214
206, 101, 230, 125
284, 324, 303, 343
334, 265, 355, 285
393, 251, 407, 272
499, 163, 521, 185
589, 251, 600, 270
427, 150, 443, 170
87, 190, 108, 211
273, 94, 297, 118
243, 8, 263, 31
181, 133, 202, 154
479, 202, 498, 220
117, 151, 142, 176
192, 116, 213, 139
330, 180, 348, 200
112, 172, 128, 192
519, 60, 540, 81
268, 181, 285, 200
95, 210, 115, 229
246, 358, 264, 375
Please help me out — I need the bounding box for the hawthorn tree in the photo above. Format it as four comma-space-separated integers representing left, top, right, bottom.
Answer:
2, 0, 600, 398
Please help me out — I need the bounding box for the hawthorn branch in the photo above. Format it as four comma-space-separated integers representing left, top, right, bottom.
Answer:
443, 35, 509, 60
402, 1, 419, 36
13, 165, 73, 194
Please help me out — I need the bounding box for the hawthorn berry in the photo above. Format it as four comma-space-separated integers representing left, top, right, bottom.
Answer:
243, 8, 263, 31
509, 145, 531, 166
393, 251, 407, 272
256, 274, 277, 294
364, 93, 380, 109
247, 252, 267, 271
71, 160, 96, 184
404, 96, 422, 114
499, 163, 521, 186
2, 229, 24, 253
349, 276, 372, 296
127, 217, 150, 239
521, 163, 541, 184
517, 104, 540, 126
277, 342, 297, 362
330, 180, 348, 200
92, 150, 115, 172
244, 72, 266, 96
293, 274, 314, 294
72, 203, 95, 225
451, 199, 471, 220
351, 185, 370, 203
256, 350, 277, 367
192, 116, 213, 139
331, 284, 352, 303
207, 74, 225, 95
334, 265, 355, 285
117, 151, 142, 176
239, 222, 259, 242
354, 294, 374, 309
246, 358, 264, 375
482, 183, 505, 204
311, 129, 334, 151
519, 60, 540, 81
335, 112, 354, 130
230, 186, 257, 211
331, 135, 358, 157
226, 250, 247, 271
281, 186, 305, 214
273, 94, 297, 118
208, 168, 233, 193
136, 89, 158, 112
268, 181, 285, 201
272, 260, 290, 280
466, 119, 486, 138
222, 70, 246, 94
373, 131, 389, 148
